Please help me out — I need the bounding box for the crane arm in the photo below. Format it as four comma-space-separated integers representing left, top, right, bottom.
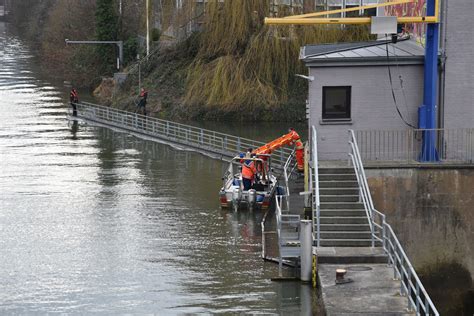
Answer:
254, 130, 304, 171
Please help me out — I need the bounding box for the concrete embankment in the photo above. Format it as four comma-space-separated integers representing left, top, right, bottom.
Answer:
366, 166, 474, 315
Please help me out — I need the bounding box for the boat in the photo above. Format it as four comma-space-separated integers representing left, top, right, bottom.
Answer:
219, 154, 278, 211
219, 129, 305, 211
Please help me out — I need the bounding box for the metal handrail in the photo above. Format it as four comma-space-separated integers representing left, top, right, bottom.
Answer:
282, 149, 296, 211
354, 128, 474, 164
348, 129, 439, 315
74, 102, 293, 169
311, 126, 321, 247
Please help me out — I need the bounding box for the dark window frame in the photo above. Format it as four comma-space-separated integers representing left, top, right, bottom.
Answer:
322, 86, 352, 120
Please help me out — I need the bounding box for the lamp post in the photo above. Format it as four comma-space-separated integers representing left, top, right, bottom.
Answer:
146, 0, 150, 56
137, 54, 141, 92
65, 40, 124, 70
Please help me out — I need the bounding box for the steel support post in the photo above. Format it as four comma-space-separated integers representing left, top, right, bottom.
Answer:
300, 220, 312, 282
420, 0, 440, 162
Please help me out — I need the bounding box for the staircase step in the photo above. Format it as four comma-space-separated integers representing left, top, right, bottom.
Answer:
318, 168, 355, 175
320, 223, 371, 231
319, 239, 382, 247
320, 195, 359, 202
320, 216, 369, 224
319, 174, 357, 181
320, 231, 372, 239
320, 209, 367, 217
321, 202, 365, 209
320, 188, 359, 195
320, 181, 359, 188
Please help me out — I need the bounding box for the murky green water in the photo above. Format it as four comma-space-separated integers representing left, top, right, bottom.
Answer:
0, 22, 316, 314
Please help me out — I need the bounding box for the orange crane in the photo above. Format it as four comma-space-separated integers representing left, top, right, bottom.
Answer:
253, 129, 304, 172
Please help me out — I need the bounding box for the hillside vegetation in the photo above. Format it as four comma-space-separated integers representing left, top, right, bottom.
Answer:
9, 0, 372, 121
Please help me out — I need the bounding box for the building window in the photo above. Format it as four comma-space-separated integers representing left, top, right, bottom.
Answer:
322, 86, 351, 120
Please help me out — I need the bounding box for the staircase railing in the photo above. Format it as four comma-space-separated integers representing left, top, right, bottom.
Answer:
310, 126, 321, 247
348, 130, 377, 247
73, 102, 293, 169
281, 148, 296, 211
348, 129, 439, 316
275, 194, 301, 276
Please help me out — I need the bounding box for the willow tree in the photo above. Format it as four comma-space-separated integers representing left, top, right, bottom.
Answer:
184, 0, 372, 113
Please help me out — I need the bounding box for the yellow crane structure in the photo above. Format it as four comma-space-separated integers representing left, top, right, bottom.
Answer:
265, 0, 442, 162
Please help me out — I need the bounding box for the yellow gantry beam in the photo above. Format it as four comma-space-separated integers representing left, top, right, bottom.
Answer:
266, 16, 438, 25
283, 0, 414, 19
265, 0, 440, 25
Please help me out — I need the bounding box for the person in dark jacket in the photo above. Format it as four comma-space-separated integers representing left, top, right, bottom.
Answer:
137, 87, 148, 115
69, 88, 79, 116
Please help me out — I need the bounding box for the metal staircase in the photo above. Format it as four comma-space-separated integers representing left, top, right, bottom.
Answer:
318, 167, 376, 247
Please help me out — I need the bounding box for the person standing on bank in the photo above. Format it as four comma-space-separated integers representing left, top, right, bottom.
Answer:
69, 88, 79, 117
137, 87, 148, 116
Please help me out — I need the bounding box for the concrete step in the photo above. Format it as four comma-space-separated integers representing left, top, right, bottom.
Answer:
320, 209, 367, 217
319, 188, 359, 196
320, 216, 369, 224
315, 247, 388, 264
320, 231, 372, 239
319, 181, 359, 188
320, 223, 371, 231
319, 239, 382, 247
319, 174, 357, 181
318, 168, 355, 175
321, 202, 365, 209
320, 195, 359, 202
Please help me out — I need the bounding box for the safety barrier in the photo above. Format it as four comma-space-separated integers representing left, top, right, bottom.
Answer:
355, 128, 474, 164
349, 130, 439, 316
74, 102, 293, 169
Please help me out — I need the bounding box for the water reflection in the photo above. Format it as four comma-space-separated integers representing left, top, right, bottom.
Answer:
0, 21, 318, 313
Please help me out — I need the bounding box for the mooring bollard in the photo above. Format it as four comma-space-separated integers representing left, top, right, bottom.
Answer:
300, 219, 312, 282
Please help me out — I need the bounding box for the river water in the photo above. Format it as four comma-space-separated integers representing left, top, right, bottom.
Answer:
0, 22, 316, 314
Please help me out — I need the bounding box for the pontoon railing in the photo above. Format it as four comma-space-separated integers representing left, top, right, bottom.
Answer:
74, 102, 293, 169
349, 129, 439, 316
310, 126, 321, 247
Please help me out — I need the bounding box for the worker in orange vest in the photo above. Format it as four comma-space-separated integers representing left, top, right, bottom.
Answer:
289, 128, 304, 172
241, 154, 257, 191
69, 88, 79, 116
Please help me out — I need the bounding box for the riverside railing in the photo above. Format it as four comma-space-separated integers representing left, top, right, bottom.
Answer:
348, 130, 439, 316
310, 126, 321, 247
355, 128, 474, 164
74, 102, 293, 169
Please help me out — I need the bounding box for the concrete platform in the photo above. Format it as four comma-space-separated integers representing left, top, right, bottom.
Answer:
316, 247, 388, 264
318, 264, 411, 316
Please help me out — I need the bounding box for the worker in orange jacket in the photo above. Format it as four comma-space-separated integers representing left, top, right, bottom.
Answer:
289, 128, 304, 172
241, 154, 257, 191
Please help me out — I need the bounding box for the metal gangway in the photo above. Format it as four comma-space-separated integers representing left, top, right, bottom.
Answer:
72, 102, 293, 169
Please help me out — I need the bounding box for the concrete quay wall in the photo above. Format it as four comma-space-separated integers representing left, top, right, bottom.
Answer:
366, 167, 474, 315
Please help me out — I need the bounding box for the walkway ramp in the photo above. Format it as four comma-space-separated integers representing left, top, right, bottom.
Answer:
72, 102, 293, 170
